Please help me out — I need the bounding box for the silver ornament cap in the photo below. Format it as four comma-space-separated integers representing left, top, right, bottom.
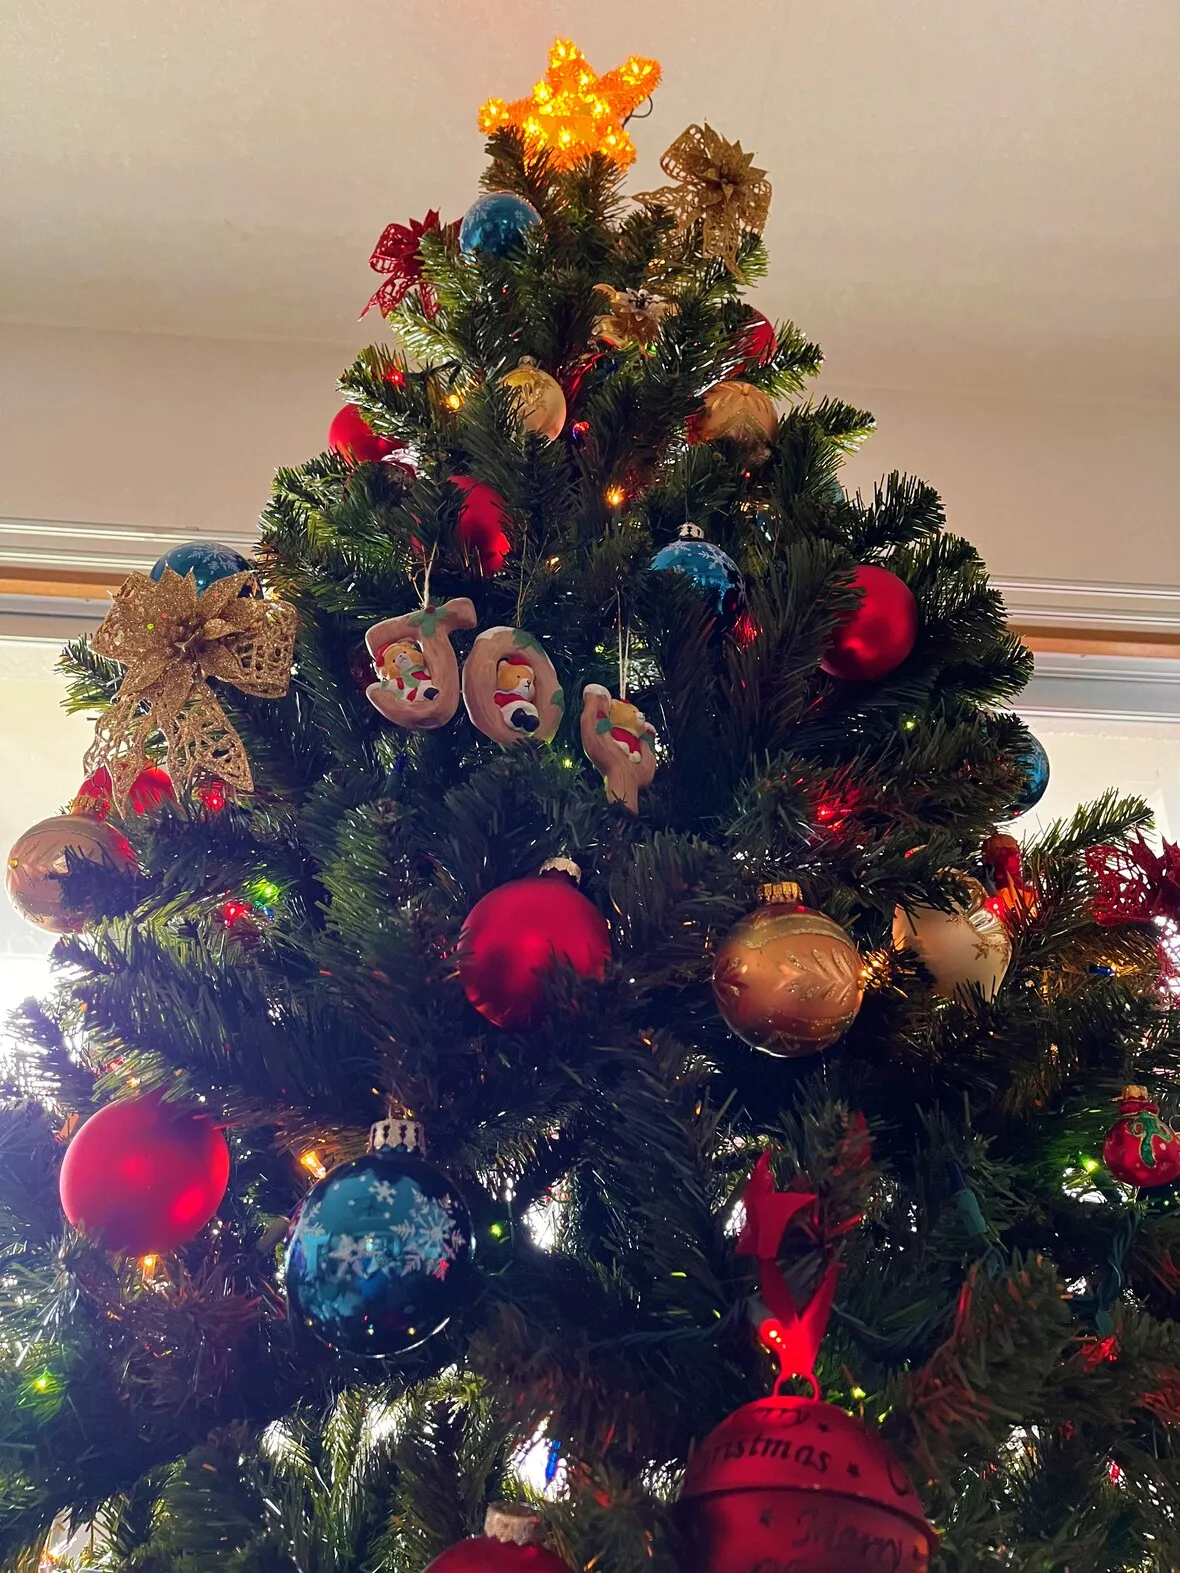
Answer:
484, 1503, 543, 1544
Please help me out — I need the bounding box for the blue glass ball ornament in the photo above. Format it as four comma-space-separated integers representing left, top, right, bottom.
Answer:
284, 1142, 473, 1356
650, 525, 747, 634
150, 541, 252, 596
1007, 733, 1050, 817
459, 191, 541, 257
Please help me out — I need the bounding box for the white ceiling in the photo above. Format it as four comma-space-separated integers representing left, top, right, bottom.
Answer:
4, 0, 1178, 401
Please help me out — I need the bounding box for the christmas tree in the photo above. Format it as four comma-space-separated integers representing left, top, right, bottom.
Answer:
4, 40, 1179, 1573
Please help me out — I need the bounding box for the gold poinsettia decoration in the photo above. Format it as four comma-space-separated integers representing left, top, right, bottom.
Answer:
591, 284, 678, 350
84, 568, 297, 811
636, 124, 772, 279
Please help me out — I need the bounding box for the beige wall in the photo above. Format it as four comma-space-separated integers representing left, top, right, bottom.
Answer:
1, 321, 1176, 586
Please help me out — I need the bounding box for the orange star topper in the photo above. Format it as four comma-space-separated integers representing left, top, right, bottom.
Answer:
479, 38, 661, 171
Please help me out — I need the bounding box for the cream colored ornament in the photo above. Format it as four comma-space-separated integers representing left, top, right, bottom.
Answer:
501, 356, 566, 442
892, 875, 1011, 1004
364, 597, 477, 731
580, 684, 657, 813
461, 626, 564, 747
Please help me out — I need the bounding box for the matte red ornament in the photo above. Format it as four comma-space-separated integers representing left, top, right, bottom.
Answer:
457, 869, 610, 1029
450, 476, 512, 576
677, 1393, 936, 1573
75, 765, 174, 819
328, 404, 401, 466
734, 309, 777, 370
820, 565, 918, 682
424, 1504, 571, 1573
59, 1091, 230, 1254
1102, 1087, 1180, 1189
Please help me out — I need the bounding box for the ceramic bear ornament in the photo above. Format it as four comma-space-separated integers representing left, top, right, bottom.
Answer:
364, 598, 477, 730
580, 683, 658, 813
461, 627, 564, 747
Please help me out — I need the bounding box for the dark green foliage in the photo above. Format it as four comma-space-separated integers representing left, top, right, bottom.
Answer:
5, 125, 1177, 1573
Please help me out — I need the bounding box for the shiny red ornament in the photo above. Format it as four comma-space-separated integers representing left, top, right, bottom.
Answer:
59, 1091, 230, 1255
74, 765, 174, 820
981, 832, 1038, 924
820, 565, 918, 682
328, 404, 402, 466
677, 1393, 936, 1573
734, 309, 777, 370
1102, 1087, 1180, 1189
457, 871, 611, 1029
450, 476, 512, 576
424, 1504, 571, 1573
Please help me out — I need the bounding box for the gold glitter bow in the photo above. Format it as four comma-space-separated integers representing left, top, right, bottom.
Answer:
83, 569, 297, 811
591, 284, 678, 350
636, 124, 772, 279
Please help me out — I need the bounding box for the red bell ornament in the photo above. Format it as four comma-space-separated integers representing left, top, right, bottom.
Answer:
424, 1504, 571, 1572
821, 565, 918, 682
457, 861, 610, 1029
1102, 1086, 1180, 1189
677, 1393, 937, 1573
450, 476, 512, 576
60, 1091, 230, 1255
328, 403, 402, 465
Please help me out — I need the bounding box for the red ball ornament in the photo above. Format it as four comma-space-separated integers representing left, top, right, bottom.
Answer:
74, 765, 175, 819
328, 403, 402, 465
457, 865, 610, 1029
820, 565, 918, 682
677, 1393, 937, 1573
734, 309, 777, 370
450, 476, 512, 576
424, 1505, 571, 1573
1102, 1086, 1180, 1189
59, 1091, 230, 1255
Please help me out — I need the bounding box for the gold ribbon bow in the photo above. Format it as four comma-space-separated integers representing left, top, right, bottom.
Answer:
83, 569, 297, 811
637, 123, 772, 280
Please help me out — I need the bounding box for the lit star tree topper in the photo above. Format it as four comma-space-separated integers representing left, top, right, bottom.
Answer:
478, 38, 661, 170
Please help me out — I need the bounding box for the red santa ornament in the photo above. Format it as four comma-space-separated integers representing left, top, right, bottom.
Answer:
1102, 1087, 1180, 1189
676, 1150, 937, 1573
423, 1504, 571, 1572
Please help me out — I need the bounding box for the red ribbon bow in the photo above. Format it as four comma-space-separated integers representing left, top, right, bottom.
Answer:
1088, 837, 1180, 927
362, 211, 452, 320
737, 1151, 840, 1386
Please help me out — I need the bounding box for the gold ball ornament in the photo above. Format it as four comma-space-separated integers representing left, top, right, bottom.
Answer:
500, 356, 566, 442
6, 814, 136, 933
892, 875, 1011, 1004
711, 883, 864, 1057
689, 380, 778, 449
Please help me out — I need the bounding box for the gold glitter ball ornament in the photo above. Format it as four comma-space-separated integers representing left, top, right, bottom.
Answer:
892, 875, 1012, 1004
689, 380, 778, 450
711, 884, 864, 1057
7, 814, 136, 933
500, 356, 567, 442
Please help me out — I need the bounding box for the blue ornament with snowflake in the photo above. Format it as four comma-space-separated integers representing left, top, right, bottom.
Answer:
459, 192, 541, 257
1006, 733, 1050, 817
284, 1117, 473, 1356
650, 523, 747, 635
150, 541, 253, 596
